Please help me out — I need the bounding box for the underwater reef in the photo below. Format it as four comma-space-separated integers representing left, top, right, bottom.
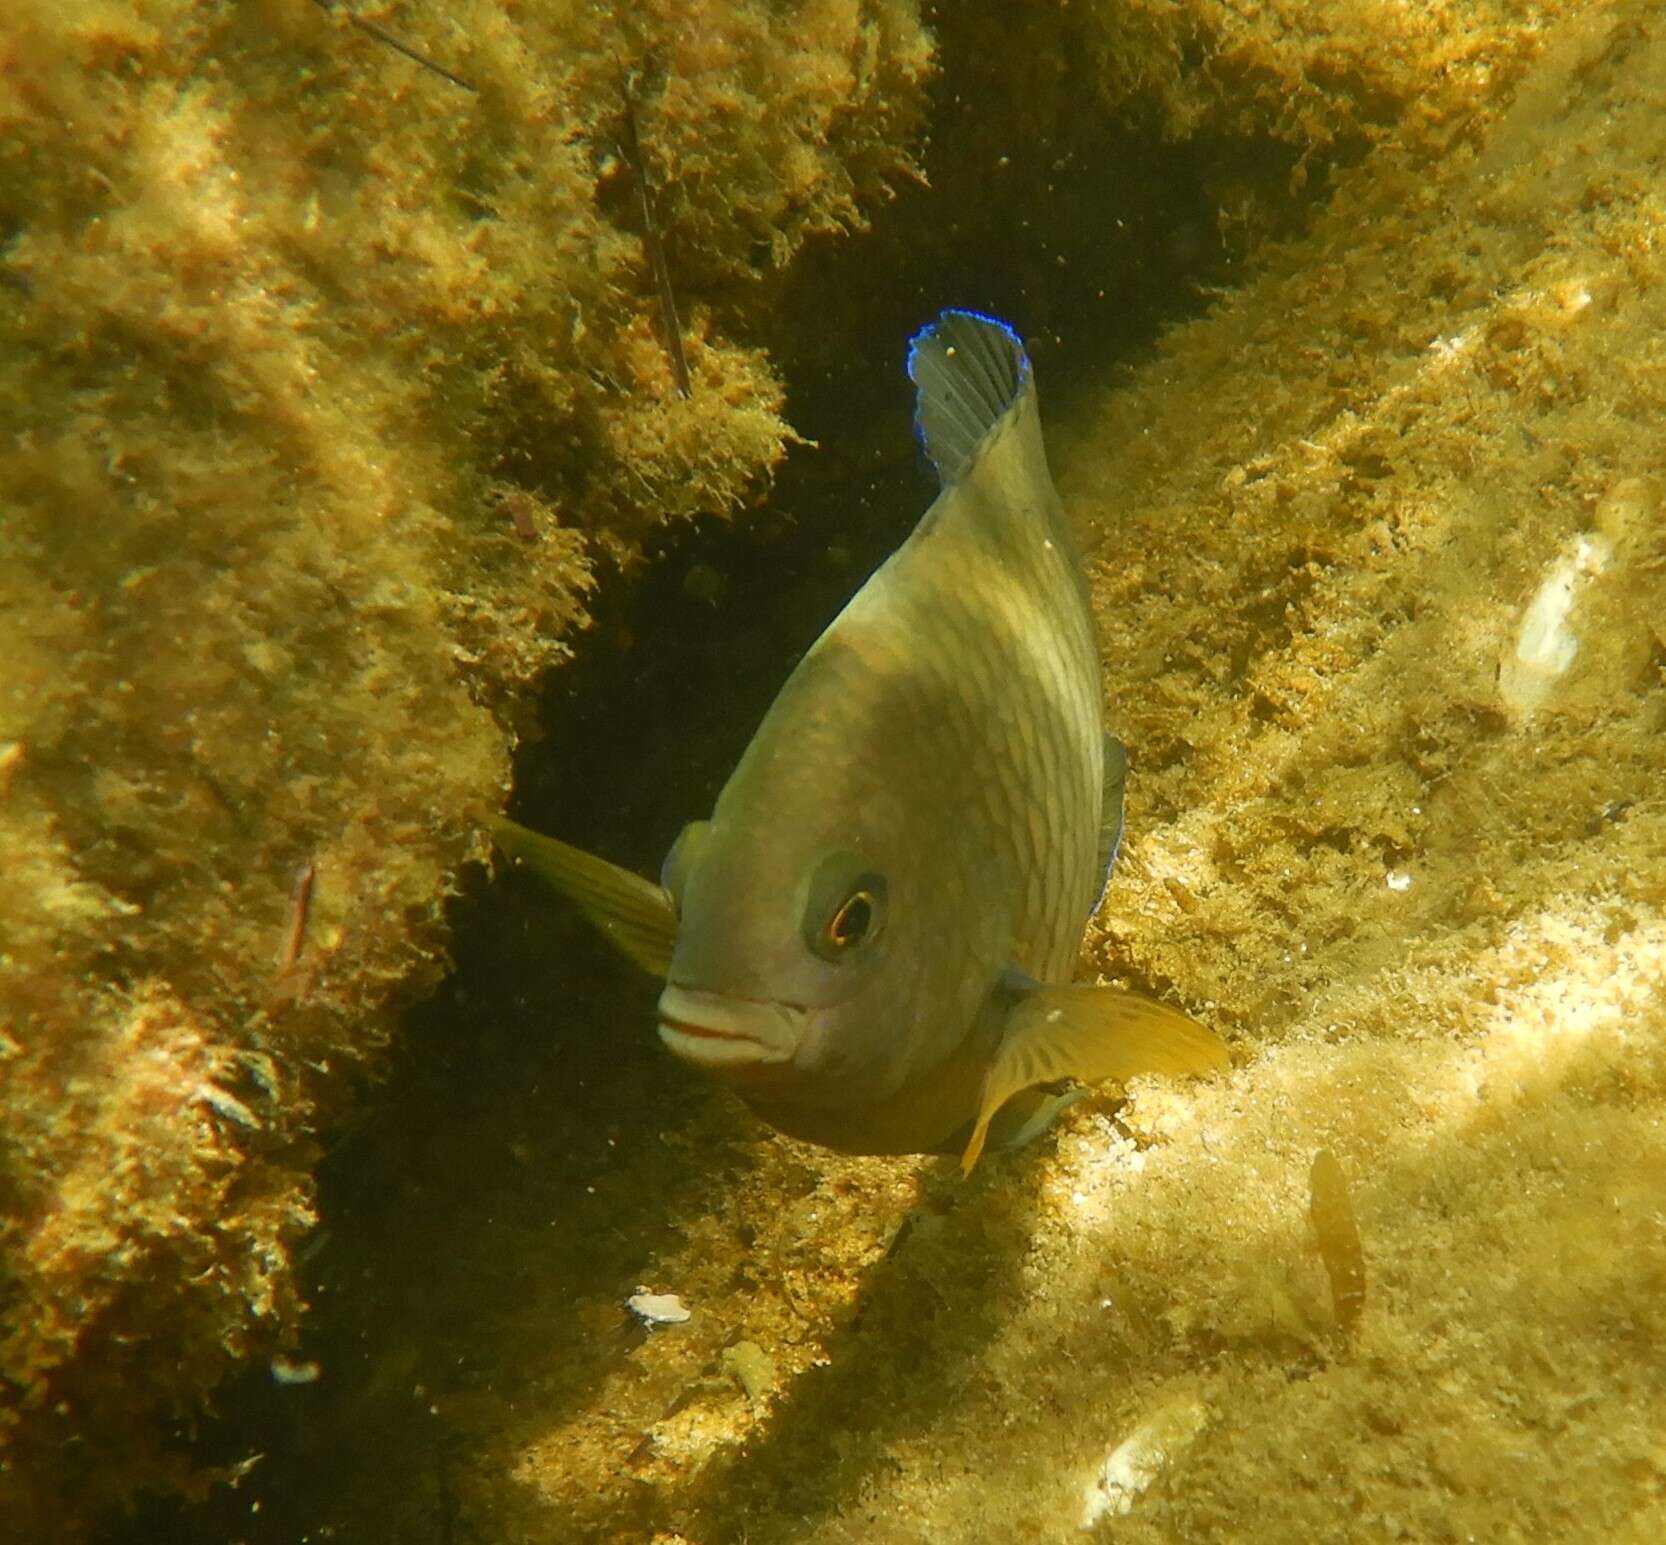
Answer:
6, 0, 1665, 1542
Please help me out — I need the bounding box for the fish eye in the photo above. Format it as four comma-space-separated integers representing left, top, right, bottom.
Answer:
803, 855, 887, 963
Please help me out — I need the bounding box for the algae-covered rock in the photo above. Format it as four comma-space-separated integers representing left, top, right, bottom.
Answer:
0, 1, 930, 1533
13, 0, 1666, 1540
1089, 0, 1555, 153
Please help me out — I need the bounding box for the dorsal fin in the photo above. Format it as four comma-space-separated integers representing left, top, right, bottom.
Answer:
907, 310, 1030, 485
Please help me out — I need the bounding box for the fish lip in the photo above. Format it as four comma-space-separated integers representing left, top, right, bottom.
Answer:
656, 982, 802, 1069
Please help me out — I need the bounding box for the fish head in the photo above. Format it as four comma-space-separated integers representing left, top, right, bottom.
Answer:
654, 806, 926, 1100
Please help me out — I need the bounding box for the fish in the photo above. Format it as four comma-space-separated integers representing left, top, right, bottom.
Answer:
492, 310, 1228, 1173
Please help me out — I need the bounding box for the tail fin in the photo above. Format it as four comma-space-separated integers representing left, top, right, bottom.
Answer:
907, 310, 1031, 485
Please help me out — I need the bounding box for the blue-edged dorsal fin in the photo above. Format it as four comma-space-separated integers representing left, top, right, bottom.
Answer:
907, 309, 1031, 486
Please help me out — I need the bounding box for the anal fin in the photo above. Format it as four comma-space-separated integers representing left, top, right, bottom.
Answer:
961, 975, 1229, 1176
489, 816, 678, 977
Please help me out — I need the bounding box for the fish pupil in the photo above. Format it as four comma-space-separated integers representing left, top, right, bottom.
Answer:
829, 891, 874, 948
803, 860, 886, 961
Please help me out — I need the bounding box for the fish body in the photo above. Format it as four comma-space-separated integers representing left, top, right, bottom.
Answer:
495, 312, 1225, 1168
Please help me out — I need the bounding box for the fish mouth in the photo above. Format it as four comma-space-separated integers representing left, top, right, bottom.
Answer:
656, 983, 802, 1069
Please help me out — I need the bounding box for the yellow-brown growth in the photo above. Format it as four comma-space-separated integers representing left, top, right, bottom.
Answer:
0, 1, 931, 1534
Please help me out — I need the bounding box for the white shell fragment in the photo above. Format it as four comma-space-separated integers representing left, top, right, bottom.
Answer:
1079, 1389, 1208, 1528
1498, 530, 1611, 719
627, 1291, 692, 1326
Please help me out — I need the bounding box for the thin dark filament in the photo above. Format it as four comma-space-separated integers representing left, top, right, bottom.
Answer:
310, 0, 479, 93
619, 87, 692, 399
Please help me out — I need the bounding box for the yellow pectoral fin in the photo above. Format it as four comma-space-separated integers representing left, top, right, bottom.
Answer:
489, 816, 678, 977
961, 982, 1230, 1176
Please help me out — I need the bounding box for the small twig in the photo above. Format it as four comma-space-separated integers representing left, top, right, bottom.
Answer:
619, 85, 692, 399
310, 0, 479, 94
277, 861, 318, 970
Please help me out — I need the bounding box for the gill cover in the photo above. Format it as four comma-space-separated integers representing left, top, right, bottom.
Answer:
660, 819, 712, 905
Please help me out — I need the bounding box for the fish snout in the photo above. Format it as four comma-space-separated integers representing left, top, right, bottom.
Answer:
656, 983, 803, 1069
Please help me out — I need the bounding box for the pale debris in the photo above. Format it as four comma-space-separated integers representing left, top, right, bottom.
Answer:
1497, 529, 1612, 720
627, 1291, 691, 1326
270, 1355, 322, 1385
1080, 1388, 1209, 1528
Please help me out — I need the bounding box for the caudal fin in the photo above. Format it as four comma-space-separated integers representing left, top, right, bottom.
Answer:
907, 310, 1031, 484
961, 978, 1230, 1175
